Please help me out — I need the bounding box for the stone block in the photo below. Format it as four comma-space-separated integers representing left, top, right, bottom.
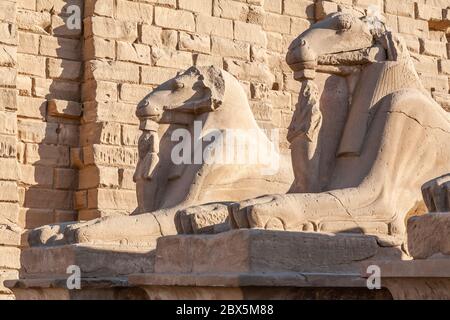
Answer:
24, 188, 72, 210
33, 78, 80, 102
420, 39, 448, 58
193, 53, 223, 68
264, 0, 282, 13
36, 0, 83, 13
412, 54, 439, 74
283, 0, 315, 19
119, 84, 151, 104
47, 99, 82, 119
117, 42, 151, 64
179, 0, 212, 15
57, 123, 79, 147
0, 88, 17, 111
234, 21, 267, 46
385, 0, 414, 18
20, 245, 155, 278
79, 122, 122, 146
83, 144, 138, 167
16, 9, 51, 34
0, 22, 17, 46
0, 45, 16, 68
47, 58, 82, 81
84, 0, 114, 17
82, 80, 117, 103
152, 48, 192, 69
17, 119, 58, 144
315, 0, 338, 20
17, 53, 45, 77
0, 158, 18, 181
39, 36, 81, 61
84, 16, 138, 42
25, 143, 70, 166
415, 3, 443, 21
291, 17, 311, 35
83, 101, 138, 125
263, 12, 291, 34
398, 16, 429, 37
196, 14, 233, 39
116, 0, 153, 23
0, 135, 16, 158
54, 168, 76, 190
0, 111, 17, 135
84, 36, 115, 60
0, 67, 16, 88
88, 188, 137, 210
0, 203, 20, 224
0, 181, 18, 202
79, 165, 119, 189
224, 59, 274, 85
213, 0, 249, 21
19, 208, 53, 229
121, 124, 140, 146
419, 73, 449, 92
0, 247, 20, 270
154, 7, 195, 32
84, 60, 140, 84
211, 37, 249, 60
0, 1, 17, 24
18, 31, 39, 54
140, 66, 179, 85
19, 164, 53, 188
16, 96, 46, 120
154, 230, 383, 274
179, 32, 211, 54
408, 213, 450, 259
119, 168, 135, 190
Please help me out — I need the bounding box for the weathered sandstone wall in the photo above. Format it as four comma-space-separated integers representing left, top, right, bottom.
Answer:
16, 0, 82, 230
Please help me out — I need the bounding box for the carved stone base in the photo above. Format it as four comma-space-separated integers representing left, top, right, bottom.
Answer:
152, 230, 404, 274
11, 230, 450, 300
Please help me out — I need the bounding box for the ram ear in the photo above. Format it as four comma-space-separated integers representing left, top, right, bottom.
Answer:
197, 66, 225, 111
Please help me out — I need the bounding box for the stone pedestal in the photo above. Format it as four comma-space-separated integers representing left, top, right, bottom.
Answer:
8, 230, 450, 300
126, 230, 402, 300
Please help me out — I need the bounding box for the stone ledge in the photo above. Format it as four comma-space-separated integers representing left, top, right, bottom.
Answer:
129, 272, 367, 288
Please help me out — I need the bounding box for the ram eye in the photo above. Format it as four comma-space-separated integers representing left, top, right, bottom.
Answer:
173, 81, 185, 90
336, 17, 353, 31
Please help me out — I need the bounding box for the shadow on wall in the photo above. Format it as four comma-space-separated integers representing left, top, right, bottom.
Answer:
22, 0, 82, 230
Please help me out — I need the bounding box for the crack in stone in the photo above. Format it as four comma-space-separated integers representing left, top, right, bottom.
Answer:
325, 192, 368, 233
326, 191, 354, 219
388, 110, 450, 135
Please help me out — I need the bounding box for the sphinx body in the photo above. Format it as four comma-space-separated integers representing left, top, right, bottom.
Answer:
221, 12, 450, 243
30, 66, 293, 246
